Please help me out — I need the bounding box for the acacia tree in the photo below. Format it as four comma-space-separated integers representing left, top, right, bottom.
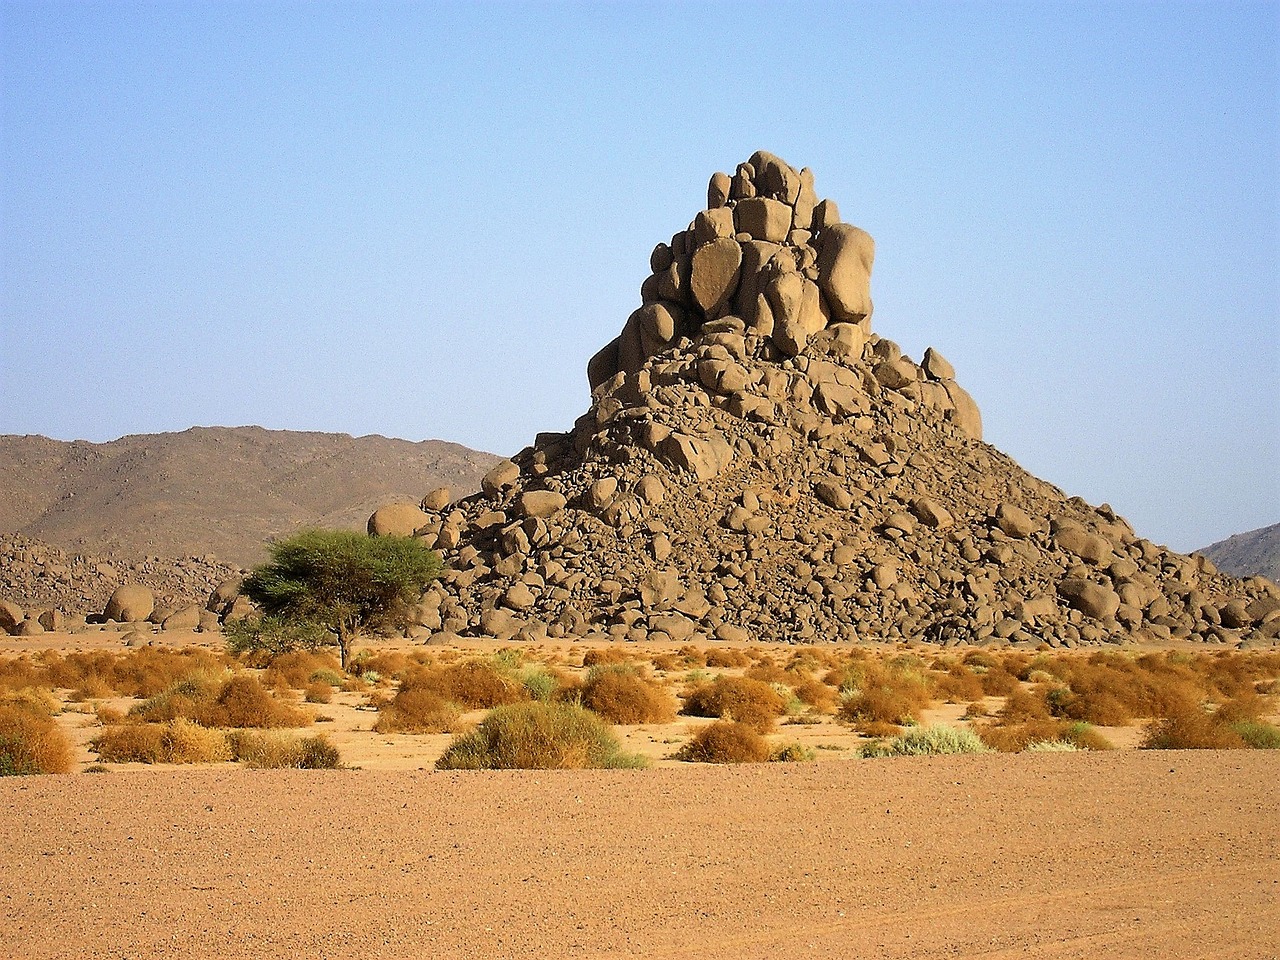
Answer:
241, 529, 442, 669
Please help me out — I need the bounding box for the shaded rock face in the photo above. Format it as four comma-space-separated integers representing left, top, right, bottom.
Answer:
390, 153, 1279, 649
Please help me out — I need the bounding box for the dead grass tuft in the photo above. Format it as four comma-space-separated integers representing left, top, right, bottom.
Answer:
399, 660, 528, 710
675, 721, 771, 764
704, 648, 750, 668
579, 665, 676, 725
0, 703, 73, 775
682, 676, 785, 731
1141, 700, 1246, 750
93, 719, 231, 764
372, 688, 462, 734
229, 731, 342, 768
435, 702, 645, 770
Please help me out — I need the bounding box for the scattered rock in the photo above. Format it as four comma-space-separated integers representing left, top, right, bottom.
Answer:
104, 585, 155, 624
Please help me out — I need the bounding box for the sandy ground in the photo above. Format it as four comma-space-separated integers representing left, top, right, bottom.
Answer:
2, 752, 1277, 960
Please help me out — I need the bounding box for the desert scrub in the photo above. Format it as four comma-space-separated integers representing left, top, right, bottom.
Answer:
1140, 700, 1245, 749
1231, 721, 1280, 749
862, 724, 990, 757
435, 702, 646, 770
675, 721, 771, 764
401, 659, 528, 710
579, 664, 676, 724
0, 703, 73, 775
130, 673, 311, 728
229, 731, 342, 769
681, 676, 785, 731
768, 742, 815, 763
836, 659, 933, 729
976, 718, 1113, 753
93, 719, 231, 764
372, 687, 461, 734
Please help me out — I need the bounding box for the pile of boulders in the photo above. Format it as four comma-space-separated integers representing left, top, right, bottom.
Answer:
364, 152, 1279, 649
0, 532, 243, 636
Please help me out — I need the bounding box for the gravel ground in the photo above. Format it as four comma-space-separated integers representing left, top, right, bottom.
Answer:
2, 751, 1276, 959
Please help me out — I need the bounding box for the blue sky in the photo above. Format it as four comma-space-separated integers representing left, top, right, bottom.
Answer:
2, 0, 1276, 552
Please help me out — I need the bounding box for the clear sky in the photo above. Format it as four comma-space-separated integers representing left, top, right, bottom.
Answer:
2, 0, 1277, 553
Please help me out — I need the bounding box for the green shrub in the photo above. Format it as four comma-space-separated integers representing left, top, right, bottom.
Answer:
863, 724, 990, 757
769, 742, 815, 762
1024, 739, 1081, 752
435, 702, 646, 770
1233, 721, 1280, 749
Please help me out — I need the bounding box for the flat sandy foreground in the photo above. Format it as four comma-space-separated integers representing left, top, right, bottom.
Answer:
2, 752, 1277, 960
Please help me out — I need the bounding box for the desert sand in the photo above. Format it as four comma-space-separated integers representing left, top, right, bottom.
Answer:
2, 751, 1276, 960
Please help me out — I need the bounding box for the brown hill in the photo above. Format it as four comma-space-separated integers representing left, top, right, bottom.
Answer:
1199, 523, 1280, 582
0, 426, 500, 567
398, 152, 1279, 649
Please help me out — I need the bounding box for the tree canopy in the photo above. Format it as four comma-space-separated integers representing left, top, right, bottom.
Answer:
241, 529, 442, 667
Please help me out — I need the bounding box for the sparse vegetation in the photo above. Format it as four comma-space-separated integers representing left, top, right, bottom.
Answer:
675, 721, 771, 764
862, 724, 990, 757
229, 731, 342, 768
0, 702, 72, 775
373, 687, 461, 734
579, 664, 676, 725
240, 528, 442, 668
682, 676, 785, 731
436, 702, 646, 770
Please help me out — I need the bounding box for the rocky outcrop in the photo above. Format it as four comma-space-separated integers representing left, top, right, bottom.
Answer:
371, 153, 1279, 650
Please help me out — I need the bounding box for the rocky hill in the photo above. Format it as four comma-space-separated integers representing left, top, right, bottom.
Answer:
1198, 523, 1280, 582
0, 426, 500, 567
385, 151, 1278, 649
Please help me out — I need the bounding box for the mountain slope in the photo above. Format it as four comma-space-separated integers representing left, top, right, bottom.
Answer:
1198, 523, 1280, 582
0, 426, 501, 566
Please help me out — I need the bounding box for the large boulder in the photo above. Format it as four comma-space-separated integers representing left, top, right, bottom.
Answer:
690, 238, 742, 315
104, 585, 154, 623
734, 197, 792, 243
0, 599, 23, 635
815, 223, 875, 325
1057, 578, 1121, 621
367, 502, 430, 537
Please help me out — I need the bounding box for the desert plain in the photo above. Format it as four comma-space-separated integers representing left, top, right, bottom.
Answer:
2, 628, 1278, 960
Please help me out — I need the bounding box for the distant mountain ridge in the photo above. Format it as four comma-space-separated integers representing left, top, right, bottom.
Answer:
0, 426, 502, 567
1198, 523, 1280, 583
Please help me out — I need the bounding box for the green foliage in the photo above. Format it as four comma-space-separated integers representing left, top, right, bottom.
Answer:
241, 529, 442, 667
862, 724, 990, 757
225, 616, 333, 658
435, 702, 647, 770
1233, 721, 1280, 749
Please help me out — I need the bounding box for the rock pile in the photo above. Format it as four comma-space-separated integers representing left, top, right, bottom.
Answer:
0, 532, 242, 635
366, 153, 1278, 650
